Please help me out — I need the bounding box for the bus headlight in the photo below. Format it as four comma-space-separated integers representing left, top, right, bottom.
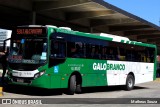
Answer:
34, 70, 45, 79
34, 73, 40, 79
40, 71, 45, 76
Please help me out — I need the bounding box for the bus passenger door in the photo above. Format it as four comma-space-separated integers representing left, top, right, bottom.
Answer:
49, 39, 66, 88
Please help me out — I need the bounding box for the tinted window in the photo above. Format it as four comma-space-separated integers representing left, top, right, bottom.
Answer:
51, 40, 66, 58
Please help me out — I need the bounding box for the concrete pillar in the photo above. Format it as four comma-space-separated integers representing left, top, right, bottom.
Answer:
90, 27, 93, 33
31, 11, 36, 25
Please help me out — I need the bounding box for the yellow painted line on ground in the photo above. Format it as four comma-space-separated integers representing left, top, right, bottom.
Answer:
0, 87, 3, 96
154, 78, 160, 82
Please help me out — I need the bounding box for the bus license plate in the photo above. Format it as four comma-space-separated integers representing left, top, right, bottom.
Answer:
17, 79, 24, 83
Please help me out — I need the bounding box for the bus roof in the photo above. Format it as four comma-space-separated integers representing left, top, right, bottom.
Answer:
47, 26, 156, 49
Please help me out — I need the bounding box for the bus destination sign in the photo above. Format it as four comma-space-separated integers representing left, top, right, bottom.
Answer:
16, 28, 46, 35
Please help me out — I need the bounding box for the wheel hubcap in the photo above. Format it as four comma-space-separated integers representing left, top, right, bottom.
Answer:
128, 79, 133, 87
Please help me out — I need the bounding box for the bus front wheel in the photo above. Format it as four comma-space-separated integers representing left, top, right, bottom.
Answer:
125, 75, 134, 91
76, 84, 82, 94
68, 75, 76, 95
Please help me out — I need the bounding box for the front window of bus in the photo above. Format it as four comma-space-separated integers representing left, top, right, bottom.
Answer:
8, 38, 47, 70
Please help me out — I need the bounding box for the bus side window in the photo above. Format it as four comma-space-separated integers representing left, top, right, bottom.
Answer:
150, 54, 154, 63
71, 42, 84, 58
148, 48, 155, 63
126, 50, 136, 61
90, 46, 95, 58
101, 46, 107, 59
107, 48, 116, 60
145, 51, 151, 63
51, 40, 66, 58
94, 46, 101, 59
140, 51, 145, 62
85, 44, 91, 58
67, 42, 85, 58
76, 43, 85, 58
118, 47, 125, 61
72, 44, 81, 58
67, 42, 73, 57
132, 50, 136, 62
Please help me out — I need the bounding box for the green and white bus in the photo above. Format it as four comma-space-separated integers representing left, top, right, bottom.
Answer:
7, 25, 157, 95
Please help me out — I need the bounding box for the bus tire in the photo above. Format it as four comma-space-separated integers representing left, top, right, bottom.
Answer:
125, 75, 134, 91
68, 75, 76, 95
76, 84, 82, 94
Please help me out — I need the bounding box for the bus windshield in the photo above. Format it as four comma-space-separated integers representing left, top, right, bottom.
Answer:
8, 38, 47, 64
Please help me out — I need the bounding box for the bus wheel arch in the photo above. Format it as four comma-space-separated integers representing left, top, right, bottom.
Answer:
68, 71, 82, 95
125, 72, 135, 91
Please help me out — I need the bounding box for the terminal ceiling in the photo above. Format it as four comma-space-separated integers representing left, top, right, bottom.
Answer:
0, 0, 160, 47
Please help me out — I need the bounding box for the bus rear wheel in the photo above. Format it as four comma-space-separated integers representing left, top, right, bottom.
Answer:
68, 75, 76, 95
125, 75, 134, 91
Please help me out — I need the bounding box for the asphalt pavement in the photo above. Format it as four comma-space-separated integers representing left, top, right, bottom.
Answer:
0, 71, 160, 107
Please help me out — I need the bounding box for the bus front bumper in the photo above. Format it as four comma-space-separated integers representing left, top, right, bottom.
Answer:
7, 74, 51, 89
